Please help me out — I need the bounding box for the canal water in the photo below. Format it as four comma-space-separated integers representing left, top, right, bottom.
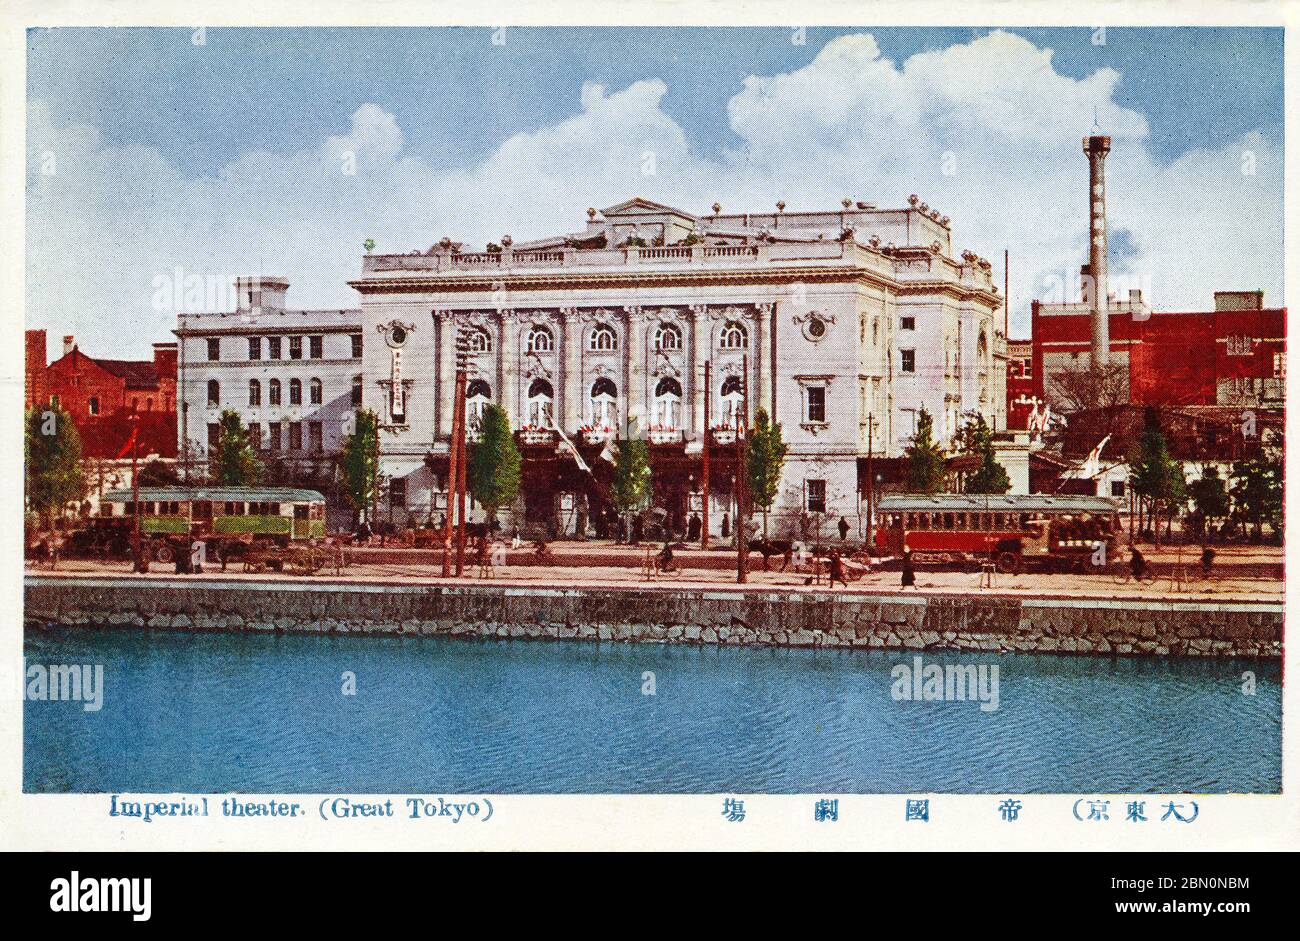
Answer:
23, 626, 1281, 794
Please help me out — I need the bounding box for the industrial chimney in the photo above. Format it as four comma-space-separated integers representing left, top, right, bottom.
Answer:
1083, 135, 1111, 366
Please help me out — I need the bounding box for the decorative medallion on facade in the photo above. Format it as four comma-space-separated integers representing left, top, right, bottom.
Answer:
378, 319, 416, 348
793, 309, 835, 343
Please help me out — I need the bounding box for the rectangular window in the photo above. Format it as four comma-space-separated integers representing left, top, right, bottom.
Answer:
901, 349, 916, 373
268, 422, 281, 452
268, 336, 282, 360
806, 385, 826, 423
351, 376, 363, 407
309, 335, 324, 359
206, 338, 220, 361
1021, 358, 1033, 379
1111, 481, 1126, 498
88, 396, 100, 416
290, 336, 303, 360
207, 423, 220, 451
249, 423, 262, 449
248, 337, 261, 360
309, 421, 323, 454
289, 421, 302, 451
350, 333, 363, 358
900, 316, 915, 331
390, 477, 407, 509
806, 479, 827, 514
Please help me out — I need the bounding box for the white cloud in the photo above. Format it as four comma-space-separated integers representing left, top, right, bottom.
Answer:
25, 30, 1282, 360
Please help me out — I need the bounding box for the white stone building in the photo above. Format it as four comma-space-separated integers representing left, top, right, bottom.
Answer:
175, 277, 364, 487
348, 197, 1006, 536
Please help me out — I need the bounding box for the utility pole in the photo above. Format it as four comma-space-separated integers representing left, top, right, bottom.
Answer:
701, 360, 711, 550
866, 414, 875, 543
130, 412, 144, 572
441, 328, 469, 577
454, 343, 469, 576
736, 353, 749, 584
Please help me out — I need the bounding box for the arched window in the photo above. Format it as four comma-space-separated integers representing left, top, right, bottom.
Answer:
654, 322, 682, 351
720, 375, 744, 428
467, 379, 492, 430
588, 324, 617, 352
248, 379, 261, 407
719, 322, 747, 350
527, 378, 554, 427
269, 379, 282, 406
653, 376, 682, 428
289, 378, 302, 406
207, 380, 220, 407
527, 326, 554, 353
310, 377, 322, 405
589, 377, 618, 428
467, 328, 492, 353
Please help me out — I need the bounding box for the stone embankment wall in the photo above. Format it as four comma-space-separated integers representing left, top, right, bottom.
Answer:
24, 577, 1282, 659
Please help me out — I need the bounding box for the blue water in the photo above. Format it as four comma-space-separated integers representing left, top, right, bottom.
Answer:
23, 627, 1281, 793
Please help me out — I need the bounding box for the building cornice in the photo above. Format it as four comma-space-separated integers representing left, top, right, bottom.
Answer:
346, 267, 1002, 308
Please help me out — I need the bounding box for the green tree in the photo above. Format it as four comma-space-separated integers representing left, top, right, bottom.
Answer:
957, 414, 1011, 495
1187, 464, 1230, 538
905, 407, 946, 493
1128, 408, 1186, 545
611, 436, 651, 539
210, 408, 263, 486
1230, 447, 1283, 541
340, 409, 381, 523
24, 406, 85, 529
745, 407, 788, 537
467, 404, 521, 532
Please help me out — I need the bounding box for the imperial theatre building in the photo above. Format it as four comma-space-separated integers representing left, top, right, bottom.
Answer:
349, 197, 1006, 537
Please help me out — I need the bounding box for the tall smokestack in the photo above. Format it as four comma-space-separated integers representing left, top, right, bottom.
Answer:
1083, 134, 1111, 366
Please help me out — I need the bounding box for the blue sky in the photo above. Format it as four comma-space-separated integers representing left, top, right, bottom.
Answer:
26, 27, 1284, 357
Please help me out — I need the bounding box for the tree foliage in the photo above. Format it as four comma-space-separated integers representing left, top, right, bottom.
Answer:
905, 407, 946, 494
1128, 407, 1186, 543
467, 404, 521, 527
25, 406, 85, 526
340, 409, 381, 521
957, 413, 1011, 495
745, 407, 788, 536
1187, 464, 1230, 531
611, 436, 651, 515
1230, 441, 1283, 540
210, 409, 263, 486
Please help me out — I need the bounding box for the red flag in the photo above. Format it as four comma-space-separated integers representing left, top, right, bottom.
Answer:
116, 425, 139, 459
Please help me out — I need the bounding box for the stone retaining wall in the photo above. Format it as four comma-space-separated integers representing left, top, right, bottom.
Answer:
23, 577, 1282, 658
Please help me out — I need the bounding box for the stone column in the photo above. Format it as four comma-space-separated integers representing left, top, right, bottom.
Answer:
690, 305, 709, 434
623, 306, 644, 432
757, 302, 775, 419
498, 309, 517, 426
561, 307, 580, 431
435, 309, 454, 439
754, 303, 770, 422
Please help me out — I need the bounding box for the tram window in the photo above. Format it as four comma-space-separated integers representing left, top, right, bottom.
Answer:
193, 501, 212, 520
294, 505, 309, 520
267, 503, 280, 515
124, 502, 135, 515
943, 513, 954, 529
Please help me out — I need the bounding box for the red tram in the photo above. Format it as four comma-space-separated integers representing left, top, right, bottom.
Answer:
874, 493, 1123, 574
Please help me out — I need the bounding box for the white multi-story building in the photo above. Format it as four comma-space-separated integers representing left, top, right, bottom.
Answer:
175, 277, 364, 482
348, 196, 1006, 536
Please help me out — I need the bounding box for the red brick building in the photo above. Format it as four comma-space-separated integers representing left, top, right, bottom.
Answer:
26, 331, 179, 458
1004, 338, 1034, 429
1032, 291, 1285, 409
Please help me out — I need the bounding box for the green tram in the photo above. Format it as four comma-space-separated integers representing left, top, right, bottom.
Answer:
101, 486, 326, 556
